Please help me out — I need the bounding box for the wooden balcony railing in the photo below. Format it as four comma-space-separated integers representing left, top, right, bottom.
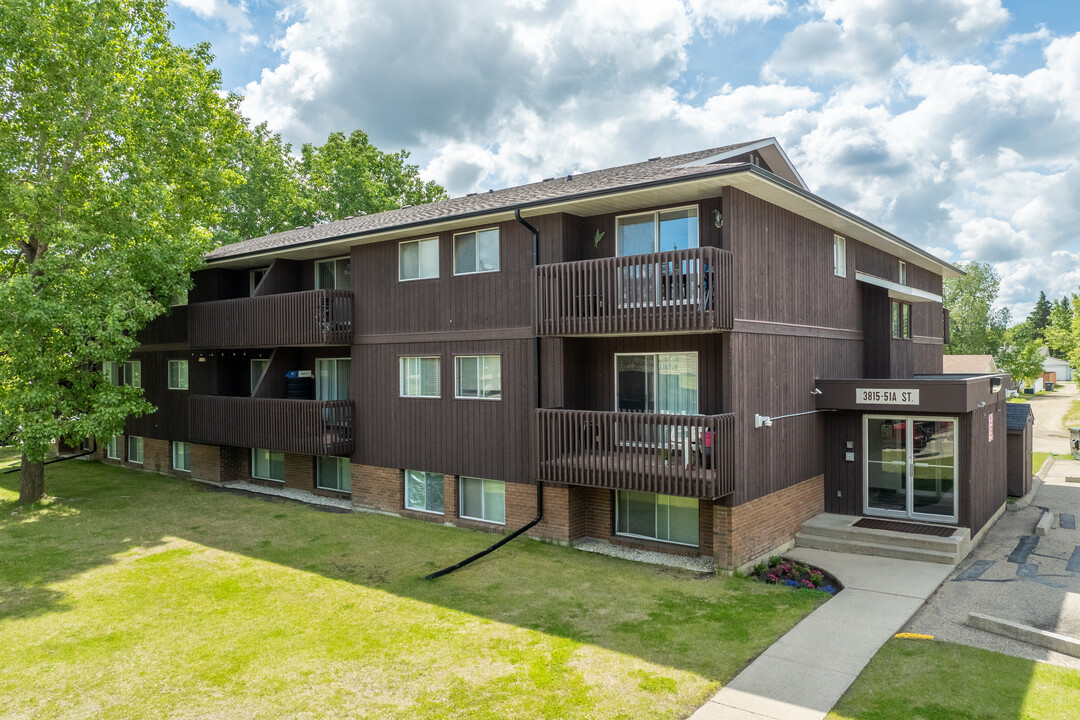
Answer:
536, 409, 734, 498
535, 247, 733, 336
188, 290, 353, 348
188, 396, 354, 456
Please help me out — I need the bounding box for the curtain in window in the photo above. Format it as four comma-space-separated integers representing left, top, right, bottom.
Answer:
455, 234, 476, 273
617, 213, 655, 257
483, 479, 505, 523
476, 229, 499, 271
317, 358, 350, 400
461, 477, 483, 518
456, 356, 479, 397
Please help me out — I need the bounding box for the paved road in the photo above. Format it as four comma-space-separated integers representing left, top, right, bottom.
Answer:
904, 459, 1080, 669
1029, 381, 1077, 454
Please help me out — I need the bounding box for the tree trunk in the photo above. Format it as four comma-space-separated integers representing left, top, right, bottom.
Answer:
19, 454, 45, 504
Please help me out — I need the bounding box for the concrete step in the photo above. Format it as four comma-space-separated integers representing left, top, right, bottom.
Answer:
795, 531, 961, 564
799, 516, 969, 553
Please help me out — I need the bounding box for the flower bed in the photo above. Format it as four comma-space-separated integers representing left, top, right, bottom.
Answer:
749, 556, 841, 594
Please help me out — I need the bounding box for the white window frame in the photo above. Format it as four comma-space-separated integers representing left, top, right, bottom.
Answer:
249, 267, 269, 296
124, 361, 141, 388
614, 205, 699, 257
400, 356, 441, 398
454, 355, 501, 400
172, 441, 191, 472
452, 228, 500, 275
315, 256, 351, 290
404, 470, 445, 514
614, 490, 700, 547
106, 436, 121, 460
316, 456, 351, 492
127, 436, 143, 464
251, 448, 285, 482
398, 237, 439, 281
898, 260, 907, 285
834, 235, 847, 277
250, 358, 270, 395
458, 477, 505, 525
167, 359, 188, 390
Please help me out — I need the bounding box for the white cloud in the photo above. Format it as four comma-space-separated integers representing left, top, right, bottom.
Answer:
768, 0, 1010, 79
172, 0, 253, 32
231, 0, 1078, 319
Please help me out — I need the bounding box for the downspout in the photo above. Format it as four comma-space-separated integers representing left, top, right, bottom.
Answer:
424, 210, 545, 580
3, 449, 94, 474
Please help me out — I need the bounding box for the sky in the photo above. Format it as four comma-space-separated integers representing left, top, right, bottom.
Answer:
167, 0, 1080, 322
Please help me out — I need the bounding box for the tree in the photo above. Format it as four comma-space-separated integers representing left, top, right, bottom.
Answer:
943, 262, 1009, 356
215, 126, 449, 244
297, 129, 448, 225
1044, 296, 1075, 360
0, 0, 244, 502
997, 339, 1045, 388
1027, 291, 1052, 339
214, 122, 308, 246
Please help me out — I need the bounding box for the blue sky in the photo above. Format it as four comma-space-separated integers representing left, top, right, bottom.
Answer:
167, 0, 1080, 321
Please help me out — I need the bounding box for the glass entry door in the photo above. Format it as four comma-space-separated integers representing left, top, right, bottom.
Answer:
863, 416, 957, 523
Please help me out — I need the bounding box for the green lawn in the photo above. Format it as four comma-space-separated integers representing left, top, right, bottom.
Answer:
827, 638, 1080, 720
0, 449, 824, 719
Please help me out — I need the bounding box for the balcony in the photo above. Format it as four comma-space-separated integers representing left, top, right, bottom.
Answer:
536, 409, 734, 498
188, 290, 352, 349
535, 247, 733, 336
188, 396, 354, 456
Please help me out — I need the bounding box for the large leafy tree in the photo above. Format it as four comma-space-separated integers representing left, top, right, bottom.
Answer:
215, 127, 448, 244
1043, 296, 1075, 360
943, 261, 1009, 356
0, 0, 243, 502
997, 338, 1045, 388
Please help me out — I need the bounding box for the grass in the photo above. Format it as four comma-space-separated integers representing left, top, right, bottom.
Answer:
827, 638, 1080, 719
1033, 452, 1053, 473
0, 449, 824, 719
1064, 397, 1080, 431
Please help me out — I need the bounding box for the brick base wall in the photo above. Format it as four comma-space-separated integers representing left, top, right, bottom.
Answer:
190, 442, 222, 482
713, 475, 825, 571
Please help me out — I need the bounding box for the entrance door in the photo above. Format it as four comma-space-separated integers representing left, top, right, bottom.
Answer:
864, 416, 957, 523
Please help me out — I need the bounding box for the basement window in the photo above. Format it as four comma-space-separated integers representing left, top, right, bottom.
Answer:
615, 490, 699, 547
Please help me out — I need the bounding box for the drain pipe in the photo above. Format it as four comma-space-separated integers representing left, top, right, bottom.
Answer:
3, 449, 95, 474
425, 210, 546, 581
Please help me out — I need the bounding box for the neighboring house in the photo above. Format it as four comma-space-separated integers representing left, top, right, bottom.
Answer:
1039, 346, 1072, 381
942, 355, 998, 374
100, 137, 1009, 571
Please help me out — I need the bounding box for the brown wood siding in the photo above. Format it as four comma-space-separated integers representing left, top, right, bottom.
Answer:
354, 219, 536, 336
136, 305, 188, 347
125, 350, 192, 441
962, 396, 1008, 532
354, 339, 534, 483
730, 332, 862, 505
253, 259, 303, 296
823, 412, 862, 515
190, 268, 248, 303
725, 187, 860, 329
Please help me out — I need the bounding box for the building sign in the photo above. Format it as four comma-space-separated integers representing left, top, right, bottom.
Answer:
989, 414, 994, 442
855, 388, 920, 405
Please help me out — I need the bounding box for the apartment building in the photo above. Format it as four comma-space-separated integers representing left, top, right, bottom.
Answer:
99, 138, 1009, 571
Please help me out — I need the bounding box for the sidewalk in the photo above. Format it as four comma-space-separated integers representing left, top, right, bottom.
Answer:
691, 549, 954, 719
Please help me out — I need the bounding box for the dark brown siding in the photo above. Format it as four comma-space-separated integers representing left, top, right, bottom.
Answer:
354, 219, 536, 336
729, 333, 862, 504
137, 306, 188, 347
962, 395, 1008, 532
354, 339, 534, 483
125, 350, 192, 441
823, 412, 862, 515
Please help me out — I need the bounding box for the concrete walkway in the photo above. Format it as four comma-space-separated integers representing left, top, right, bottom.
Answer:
691, 548, 954, 719
1030, 381, 1076, 454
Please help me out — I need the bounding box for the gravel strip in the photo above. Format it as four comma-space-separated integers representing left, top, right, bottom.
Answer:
574, 538, 714, 573
220, 480, 353, 511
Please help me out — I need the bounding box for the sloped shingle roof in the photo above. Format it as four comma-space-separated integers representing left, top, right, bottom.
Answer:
207, 140, 767, 262
942, 355, 998, 373
1006, 403, 1034, 431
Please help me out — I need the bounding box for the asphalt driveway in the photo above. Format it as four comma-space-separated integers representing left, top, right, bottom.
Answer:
1029, 381, 1076, 454
904, 458, 1080, 669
